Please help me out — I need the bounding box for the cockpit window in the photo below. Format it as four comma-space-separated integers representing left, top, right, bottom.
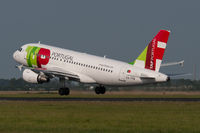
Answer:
18, 48, 22, 52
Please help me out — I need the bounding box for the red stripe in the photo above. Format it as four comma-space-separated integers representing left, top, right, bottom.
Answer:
145, 39, 156, 70
145, 42, 152, 69
155, 48, 165, 60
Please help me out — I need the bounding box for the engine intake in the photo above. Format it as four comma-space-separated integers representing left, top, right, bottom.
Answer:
23, 69, 50, 84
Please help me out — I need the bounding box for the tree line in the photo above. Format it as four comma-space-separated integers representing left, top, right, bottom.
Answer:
0, 78, 200, 91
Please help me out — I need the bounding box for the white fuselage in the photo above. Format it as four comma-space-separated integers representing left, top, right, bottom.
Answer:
13, 43, 168, 86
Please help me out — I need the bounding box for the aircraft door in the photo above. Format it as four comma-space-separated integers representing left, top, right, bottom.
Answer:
119, 67, 127, 82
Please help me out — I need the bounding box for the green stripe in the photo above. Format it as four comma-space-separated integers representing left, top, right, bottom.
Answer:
30, 47, 39, 67
129, 46, 148, 65
26, 46, 40, 67
26, 46, 33, 67
137, 46, 147, 61
32, 47, 40, 66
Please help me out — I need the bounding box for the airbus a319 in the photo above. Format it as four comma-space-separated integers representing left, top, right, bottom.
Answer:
13, 30, 171, 95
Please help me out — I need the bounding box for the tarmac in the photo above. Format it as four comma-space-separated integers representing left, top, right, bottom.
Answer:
0, 97, 200, 102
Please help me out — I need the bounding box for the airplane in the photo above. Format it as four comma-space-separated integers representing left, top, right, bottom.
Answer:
13, 29, 171, 95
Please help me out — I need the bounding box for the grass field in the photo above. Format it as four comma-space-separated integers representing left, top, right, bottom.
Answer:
1, 90, 200, 98
0, 91, 200, 133
0, 101, 200, 133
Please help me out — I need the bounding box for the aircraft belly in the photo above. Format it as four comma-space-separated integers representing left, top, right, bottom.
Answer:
89, 72, 114, 85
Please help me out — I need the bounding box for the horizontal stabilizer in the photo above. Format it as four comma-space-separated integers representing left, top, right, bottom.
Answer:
167, 73, 191, 78
161, 60, 184, 67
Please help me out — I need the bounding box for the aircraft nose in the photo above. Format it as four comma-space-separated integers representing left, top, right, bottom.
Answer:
13, 51, 18, 61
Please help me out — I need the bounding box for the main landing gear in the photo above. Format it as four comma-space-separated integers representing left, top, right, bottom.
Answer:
95, 86, 106, 95
59, 87, 70, 96
58, 78, 70, 96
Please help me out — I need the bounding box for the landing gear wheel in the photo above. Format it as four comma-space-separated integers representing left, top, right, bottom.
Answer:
59, 87, 70, 96
95, 86, 106, 95
101, 87, 106, 94
59, 88, 65, 96
95, 87, 101, 94
64, 87, 70, 95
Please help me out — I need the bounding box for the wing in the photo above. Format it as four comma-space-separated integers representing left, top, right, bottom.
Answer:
18, 65, 96, 84
33, 67, 79, 80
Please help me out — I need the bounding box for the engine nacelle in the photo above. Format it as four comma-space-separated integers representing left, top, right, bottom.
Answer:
22, 69, 50, 84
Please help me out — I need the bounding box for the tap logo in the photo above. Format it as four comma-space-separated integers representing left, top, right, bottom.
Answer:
26, 46, 50, 68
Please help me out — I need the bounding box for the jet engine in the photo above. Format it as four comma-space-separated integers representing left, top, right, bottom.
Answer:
22, 69, 50, 84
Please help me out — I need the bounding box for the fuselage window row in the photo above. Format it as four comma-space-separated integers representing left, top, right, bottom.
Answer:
49, 56, 113, 73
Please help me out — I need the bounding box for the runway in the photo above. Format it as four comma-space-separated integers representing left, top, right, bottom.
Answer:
0, 97, 200, 102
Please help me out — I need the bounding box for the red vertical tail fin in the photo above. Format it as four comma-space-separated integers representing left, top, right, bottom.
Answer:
130, 30, 170, 71
145, 30, 170, 71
